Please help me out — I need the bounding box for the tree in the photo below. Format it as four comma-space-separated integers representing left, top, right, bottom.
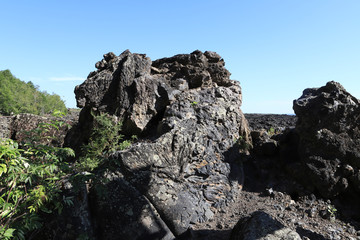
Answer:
0, 70, 67, 115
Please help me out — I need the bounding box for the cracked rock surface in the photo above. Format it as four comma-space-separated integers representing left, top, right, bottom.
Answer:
67, 50, 251, 238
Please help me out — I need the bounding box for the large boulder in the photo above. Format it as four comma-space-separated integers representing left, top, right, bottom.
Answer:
71, 50, 251, 238
292, 81, 360, 198
230, 211, 301, 240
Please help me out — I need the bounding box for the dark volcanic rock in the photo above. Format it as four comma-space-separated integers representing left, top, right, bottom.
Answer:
245, 114, 297, 131
250, 130, 279, 156
90, 171, 175, 240
69, 50, 251, 238
292, 81, 360, 199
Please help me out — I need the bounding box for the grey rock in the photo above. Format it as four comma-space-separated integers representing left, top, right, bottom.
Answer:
112, 85, 249, 235
0, 116, 12, 139
230, 211, 301, 240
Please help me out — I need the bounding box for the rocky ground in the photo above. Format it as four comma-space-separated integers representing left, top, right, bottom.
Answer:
186, 114, 360, 240
244, 113, 297, 131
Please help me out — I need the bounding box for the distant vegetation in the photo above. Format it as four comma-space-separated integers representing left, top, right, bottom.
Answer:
0, 70, 67, 115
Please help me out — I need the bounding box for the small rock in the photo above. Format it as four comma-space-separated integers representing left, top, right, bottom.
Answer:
343, 164, 354, 176
217, 222, 224, 229
308, 207, 317, 218
295, 221, 304, 227
265, 187, 274, 197
332, 235, 341, 240
273, 204, 285, 211
320, 209, 331, 219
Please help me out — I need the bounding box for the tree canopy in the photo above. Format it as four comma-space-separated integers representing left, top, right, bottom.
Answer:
0, 70, 67, 115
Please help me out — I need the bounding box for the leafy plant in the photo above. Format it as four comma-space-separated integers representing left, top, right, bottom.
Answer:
268, 127, 276, 136
0, 111, 74, 239
76, 112, 134, 171
0, 110, 135, 239
71, 112, 135, 202
327, 205, 337, 219
235, 135, 252, 152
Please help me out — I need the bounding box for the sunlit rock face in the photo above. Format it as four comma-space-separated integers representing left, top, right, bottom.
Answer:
70, 50, 251, 237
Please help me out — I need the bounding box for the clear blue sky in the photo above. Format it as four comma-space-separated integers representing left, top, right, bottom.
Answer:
1, 0, 359, 114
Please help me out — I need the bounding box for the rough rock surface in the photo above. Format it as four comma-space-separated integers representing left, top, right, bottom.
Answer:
69, 50, 251, 238
292, 81, 360, 199
74, 50, 243, 136
90, 171, 175, 240
0, 115, 12, 139
230, 211, 301, 240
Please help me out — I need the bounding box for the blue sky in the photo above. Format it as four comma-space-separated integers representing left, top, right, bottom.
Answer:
1, 0, 359, 114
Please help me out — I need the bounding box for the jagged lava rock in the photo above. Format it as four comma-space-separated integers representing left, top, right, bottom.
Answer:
293, 81, 360, 198
74, 50, 239, 136
72, 50, 251, 237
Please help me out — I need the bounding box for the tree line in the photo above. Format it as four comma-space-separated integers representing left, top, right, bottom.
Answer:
0, 70, 67, 115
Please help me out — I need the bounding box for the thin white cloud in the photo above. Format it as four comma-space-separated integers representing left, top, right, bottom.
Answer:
49, 77, 85, 82
28, 77, 43, 82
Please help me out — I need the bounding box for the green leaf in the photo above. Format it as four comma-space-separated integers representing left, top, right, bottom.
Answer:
0, 163, 7, 176
0, 209, 11, 218
4, 228, 15, 238
28, 205, 36, 213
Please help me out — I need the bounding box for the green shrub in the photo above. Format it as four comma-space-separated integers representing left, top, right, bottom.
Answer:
76, 112, 133, 171
0, 112, 74, 239
0, 110, 134, 239
235, 135, 252, 152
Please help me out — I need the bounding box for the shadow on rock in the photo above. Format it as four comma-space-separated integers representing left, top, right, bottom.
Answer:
177, 228, 232, 240
89, 167, 175, 240
295, 227, 327, 240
